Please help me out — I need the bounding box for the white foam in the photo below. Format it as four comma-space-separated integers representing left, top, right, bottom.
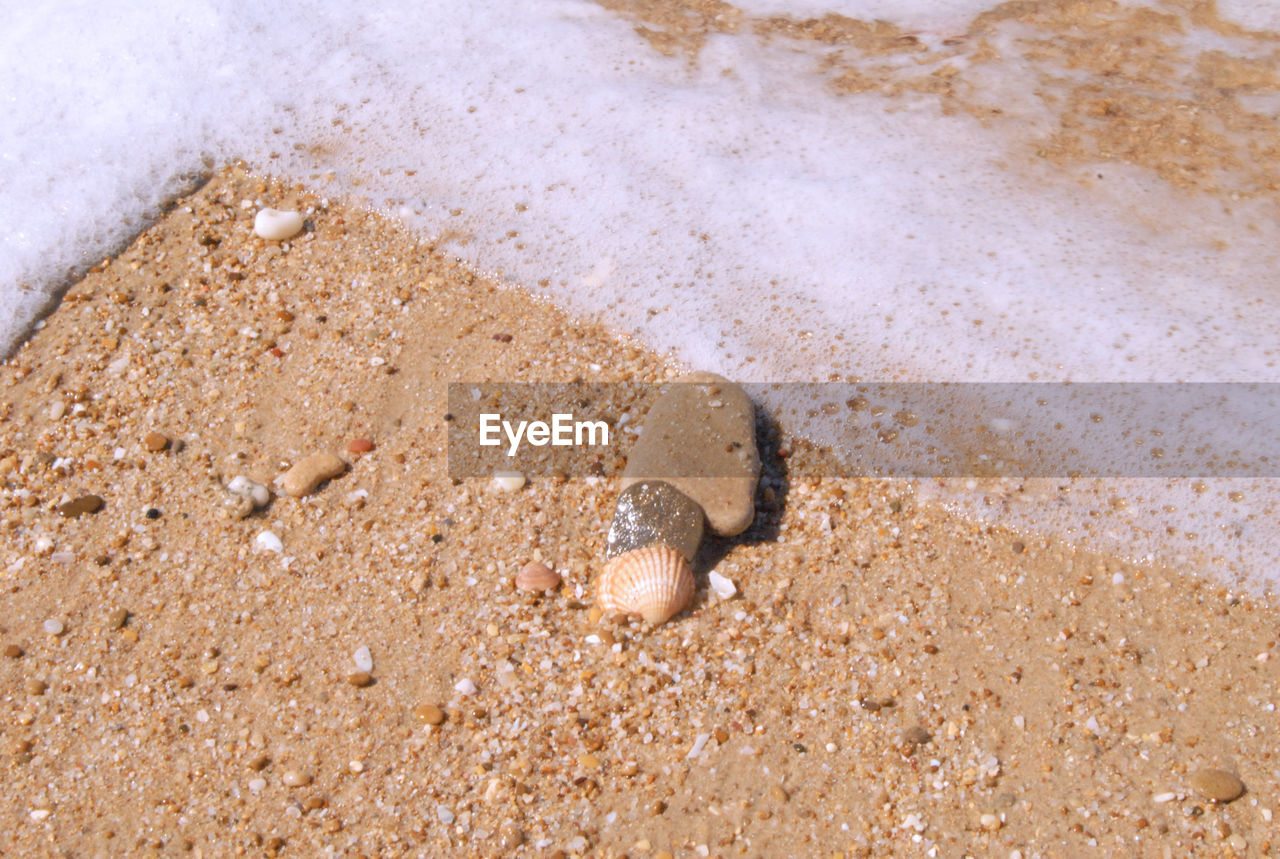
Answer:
3, 0, 1280, 586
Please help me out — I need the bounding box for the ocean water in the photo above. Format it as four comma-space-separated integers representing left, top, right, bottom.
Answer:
3, 1, 1279, 586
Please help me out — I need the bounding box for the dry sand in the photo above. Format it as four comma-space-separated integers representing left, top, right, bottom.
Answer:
2, 167, 1279, 857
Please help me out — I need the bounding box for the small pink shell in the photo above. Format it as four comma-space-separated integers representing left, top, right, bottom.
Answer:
596, 545, 693, 625
515, 561, 560, 592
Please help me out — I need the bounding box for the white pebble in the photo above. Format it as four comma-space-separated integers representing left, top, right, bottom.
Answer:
248, 778, 266, 793
492, 471, 526, 492
353, 646, 373, 673
708, 571, 737, 600
437, 806, 455, 824
687, 732, 711, 759
454, 677, 477, 696
253, 208, 304, 241
42, 619, 64, 635
29, 809, 51, 822
227, 475, 271, 508
1152, 792, 1177, 803
255, 531, 283, 553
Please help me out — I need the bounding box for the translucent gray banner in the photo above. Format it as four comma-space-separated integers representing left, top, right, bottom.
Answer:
446, 382, 1280, 478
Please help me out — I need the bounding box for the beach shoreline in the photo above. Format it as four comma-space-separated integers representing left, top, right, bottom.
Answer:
1, 167, 1277, 856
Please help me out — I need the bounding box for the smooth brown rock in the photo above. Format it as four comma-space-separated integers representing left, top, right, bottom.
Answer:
58, 494, 104, 518
278, 453, 347, 497
622, 372, 759, 536
1188, 768, 1245, 803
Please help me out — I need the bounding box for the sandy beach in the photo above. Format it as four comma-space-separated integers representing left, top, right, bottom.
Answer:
0, 167, 1277, 856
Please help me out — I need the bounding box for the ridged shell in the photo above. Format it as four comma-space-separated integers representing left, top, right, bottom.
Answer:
596, 545, 693, 625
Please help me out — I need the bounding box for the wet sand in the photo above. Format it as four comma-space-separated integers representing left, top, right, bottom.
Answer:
2, 167, 1278, 856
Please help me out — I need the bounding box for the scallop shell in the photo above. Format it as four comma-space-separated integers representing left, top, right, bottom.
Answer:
596, 545, 693, 625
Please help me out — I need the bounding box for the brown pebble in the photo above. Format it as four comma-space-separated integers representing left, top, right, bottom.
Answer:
248, 755, 271, 772
143, 431, 169, 452
4, 644, 22, 659
58, 494, 104, 518
714, 727, 729, 744
347, 437, 374, 454
278, 453, 347, 497
515, 561, 560, 593
106, 608, 129, 630
1189, 768, 1245, 803
345, 671, 373, 688
903, 725, 932, 746
25, 678, 47, 696
415, 703, 446, 726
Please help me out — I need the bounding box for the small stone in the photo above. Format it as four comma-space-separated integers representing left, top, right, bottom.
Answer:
143, 432, 169, 452
903, 725, 932, 747
436, 806, 455, 824
414, 703, 446, 725
278, 453, 347, 497
106, 608, 129, 630
253, 208, 304, 241
281, 770, 312, 787
4, 644, 23, 658
42, 619, 64, 636
352, 646, 373, 672
255, 531, 283, 553
1188, 768, 1245, 803
621, 372, 760, 536
578, 754, 600, 770
454, 677, 477, 696
345, 671, 373, 688
25, 678, 47, 695
29, 809, 51, 822
515, 561, 560, 592
492, 470, 526, 492
347, 437, 374, 454
708, 570, 736, 599
497, 824, 524, 849
248, 755, 271, 771
606, 480, 704, 564
57, 494, 103, 518
227, 476, 271, 509
980, 813, 1002, 831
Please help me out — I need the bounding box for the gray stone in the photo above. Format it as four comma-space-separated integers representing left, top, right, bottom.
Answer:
606, 480, 704, 563
623, 372, 760, 536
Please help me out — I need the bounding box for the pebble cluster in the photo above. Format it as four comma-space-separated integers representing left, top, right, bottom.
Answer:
0, 168, 1276, 857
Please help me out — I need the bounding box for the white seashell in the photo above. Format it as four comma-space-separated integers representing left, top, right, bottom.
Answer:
596, 545, 693, 625
253, 208, 304, 240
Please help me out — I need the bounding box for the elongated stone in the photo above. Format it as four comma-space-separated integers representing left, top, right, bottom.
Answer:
622, 372, 759, 536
